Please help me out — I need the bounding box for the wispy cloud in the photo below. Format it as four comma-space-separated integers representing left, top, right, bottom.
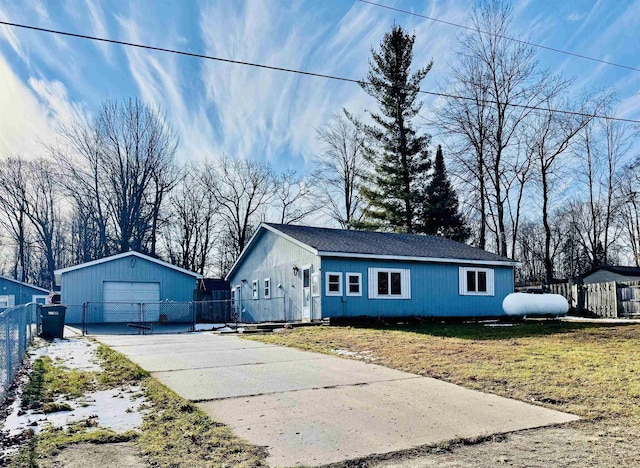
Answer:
83, 0, 113, 63
0, 6, 26, 61
0, 54, 70, 156
0, 0, 638, 173
28, 76, 85, 125
116, 9, 217, 162
567, 12, 584, 22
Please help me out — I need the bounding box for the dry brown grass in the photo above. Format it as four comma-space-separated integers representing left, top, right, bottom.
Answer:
247, 321, 640, 427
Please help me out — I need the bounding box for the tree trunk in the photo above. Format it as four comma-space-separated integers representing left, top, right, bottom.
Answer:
541, 167, 553, 283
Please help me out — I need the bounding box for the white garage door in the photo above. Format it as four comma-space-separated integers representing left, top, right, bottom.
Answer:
103, 282, 160, 322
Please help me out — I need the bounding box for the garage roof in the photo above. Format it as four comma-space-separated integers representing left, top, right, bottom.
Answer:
54, 251, 203, 282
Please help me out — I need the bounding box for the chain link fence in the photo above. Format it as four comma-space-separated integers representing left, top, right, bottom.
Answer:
82, 297, 288, 335
83, 301, 196, 335
0, 303, 39, 403
234, 297, 287, 322
194, 299, 234, 323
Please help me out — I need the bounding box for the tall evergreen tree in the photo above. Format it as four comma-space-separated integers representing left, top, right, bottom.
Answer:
355, 24, 432, 233
421, 145, 470, 242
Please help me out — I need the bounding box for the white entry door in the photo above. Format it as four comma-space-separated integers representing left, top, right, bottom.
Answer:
103, 282, 160, 322
302, 267, 311, 321
231, 285, 242, 321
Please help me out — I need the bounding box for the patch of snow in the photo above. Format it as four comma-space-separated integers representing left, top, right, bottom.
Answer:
194, 323, 230, 331
502, 293, 568, 316
195, 323, 238, 333
3, 387, 147, 436
1, 335, 149, 460
484, 323, 515, 327
331, 349, 377, 361
30, 338, 102, 372
562, 316, 640, 324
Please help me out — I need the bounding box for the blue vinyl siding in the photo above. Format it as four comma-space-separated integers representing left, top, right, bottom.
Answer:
320, 257, 513, 318
60, 256, 197, 323
0, 278, 48, 310
227, 229, 320, 321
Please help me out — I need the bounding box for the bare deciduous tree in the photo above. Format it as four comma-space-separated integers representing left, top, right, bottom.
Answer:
98, 99, 177, 253
0, 157, 30, 280
205, 155, 275, 268
572, 106, 632, 268
442, 0, 551, 256
23, 158, 66, 288
56, 98, 177, 257
525, 94, 594, 282
313, 114, 368, 229
272, 169, 315, 225
617, 167, 640, 266
163, 164, 219, 275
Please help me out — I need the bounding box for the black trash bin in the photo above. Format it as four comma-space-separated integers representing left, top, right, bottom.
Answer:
39, 305, 67, 339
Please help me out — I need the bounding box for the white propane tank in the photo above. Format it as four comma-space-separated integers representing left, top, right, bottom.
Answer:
502, 292, 568, 317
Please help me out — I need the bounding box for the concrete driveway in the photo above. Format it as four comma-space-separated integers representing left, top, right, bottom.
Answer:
97, 332, 579, 467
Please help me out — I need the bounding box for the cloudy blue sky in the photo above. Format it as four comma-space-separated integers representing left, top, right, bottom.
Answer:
0, 0, 638, 171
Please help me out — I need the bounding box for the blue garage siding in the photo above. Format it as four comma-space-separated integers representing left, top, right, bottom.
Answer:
320, 257, 513, 318
61, 256, 197, 323
228, 229, 320, 321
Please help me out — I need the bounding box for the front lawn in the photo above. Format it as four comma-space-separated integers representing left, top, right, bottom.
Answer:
246, 321, 640, 460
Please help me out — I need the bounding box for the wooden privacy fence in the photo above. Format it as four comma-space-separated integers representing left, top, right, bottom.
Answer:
546, 281, 640, 318
616, 281, 640, 318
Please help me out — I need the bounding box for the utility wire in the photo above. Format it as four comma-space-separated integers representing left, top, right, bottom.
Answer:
1, 20, 639, 124
359, 0, 640, 74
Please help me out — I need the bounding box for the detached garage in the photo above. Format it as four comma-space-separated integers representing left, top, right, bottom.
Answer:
54, 251, 202, 324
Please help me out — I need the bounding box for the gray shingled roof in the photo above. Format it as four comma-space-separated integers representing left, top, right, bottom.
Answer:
583, 265, 640, 277
266, 223, 513, 263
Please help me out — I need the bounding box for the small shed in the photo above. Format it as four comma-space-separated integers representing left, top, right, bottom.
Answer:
226, 223, 517, 322
195, 279, 231, 322
196, 278, 231, 302
0, 275, 49, 310
581, 265, 640, 285
54, 251, 202, 323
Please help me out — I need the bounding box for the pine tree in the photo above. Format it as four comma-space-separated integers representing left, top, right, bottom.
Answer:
355, 24, 432, 233
421, 145, 470, 242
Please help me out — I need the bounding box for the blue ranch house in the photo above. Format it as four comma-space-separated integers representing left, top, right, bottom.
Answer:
225, 223, 517, 322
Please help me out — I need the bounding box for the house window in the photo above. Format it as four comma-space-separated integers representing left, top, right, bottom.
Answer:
263, 278, 271, 299
252, 280, 259, 300
311, 273, 320, 297
325, 272, 343, 296
459, 267, 494, 296
368, 268, 411, 299
0, 295, 10, 308
32, 295, 48, 305
346, 273, 362, 296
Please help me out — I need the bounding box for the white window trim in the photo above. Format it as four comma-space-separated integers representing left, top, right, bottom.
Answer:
368, 268, 411, 299
32, 294, 48, 305
0, 295, 9, 308
263, 278, 271, 299
252, 279, 259, 300
345, 273, 362, 297
311, 272, 320, 297
459, 267, 494, 296
325, 272, 343, 296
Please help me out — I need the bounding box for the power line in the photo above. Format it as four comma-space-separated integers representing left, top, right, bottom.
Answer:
1, 20, 639, 124
359, 0, 640, 74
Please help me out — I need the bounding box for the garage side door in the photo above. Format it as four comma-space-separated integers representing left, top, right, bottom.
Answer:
103, 282, 160, 322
